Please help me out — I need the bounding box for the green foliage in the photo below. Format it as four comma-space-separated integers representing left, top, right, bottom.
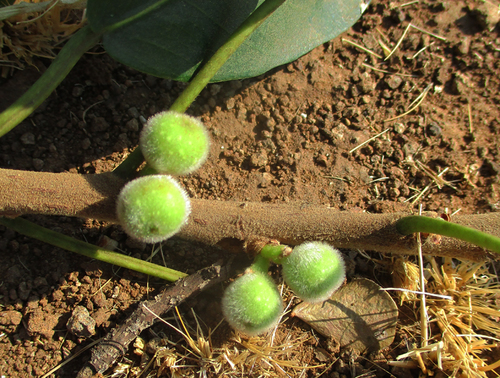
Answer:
140, 111, 210, 175
86, 0, 367, 82
222, 270, 283, 335
281, 242, 345, 303
116, 175, 190, 243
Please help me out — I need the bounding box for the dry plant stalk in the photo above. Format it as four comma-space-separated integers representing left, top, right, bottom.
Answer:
1, 168, 499, 261
0, 0, 86, 73
391, 257, 500, 377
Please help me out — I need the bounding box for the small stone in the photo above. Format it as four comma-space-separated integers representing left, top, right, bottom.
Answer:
349, 85, 360, 98
250, 150, 268, 168
388, 187, 401, 199
427, 122, 442, 136
127, 107, 140, 119
97, 235, 119, 251
316, 154, 328, 167
471, 2, 500, 31
48, 143, 57, 153
66, 306, 96, 337
361, 95, 371, 104
393, 123, 406, 134
226, 97, 235, 110
126, 118, 139, 132
451, 76, 465, 95
72, 86, 84, 97
359, 72, 375, 93
20, 132, 35, 145
456, 37, 470, 55
32, 158, 44, 171
259, 172, 273, 188
18, 281, 31, 300
91, 117, 109, 132
81, 138, 91, 150
385, 75, 402, 90
0, 310, 22, 326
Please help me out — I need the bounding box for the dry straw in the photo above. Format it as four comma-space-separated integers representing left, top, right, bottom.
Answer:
0, 0, 86, 75
390, 256, 500, 376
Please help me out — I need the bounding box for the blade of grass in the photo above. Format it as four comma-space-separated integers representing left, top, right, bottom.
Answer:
0, 25, 102, 138
396, 215, 500, 254
0, 216, 187, 281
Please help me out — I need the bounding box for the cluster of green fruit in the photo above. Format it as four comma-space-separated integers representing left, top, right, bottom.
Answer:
222, 241, 346, 335
116, 111, 210, 243
115, 112, 345, 336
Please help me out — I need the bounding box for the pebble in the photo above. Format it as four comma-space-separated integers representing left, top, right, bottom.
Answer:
393, 123, 406, 134
359, 72, 375, 93
20, 132, 35, 145
91, 117, 110, 132
316, 154, 328, 166
127, 107, 140, 119
66, 306, 96, 337
81, 138, 91, 150
32, 158, 44, 171
72, 86, 84, 97
18, 281, 31, 301
226, 97, 235, 110
126, 118, 139, 132
250, 150, 268, 168
471, 2, 500, 31
427, 122, 442, 136
0, 310, 22, 326
456, 37, 470, 55
385, 75, 402, 89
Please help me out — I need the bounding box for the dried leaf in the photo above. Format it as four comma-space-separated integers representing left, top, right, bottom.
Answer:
292, 278, 398, 355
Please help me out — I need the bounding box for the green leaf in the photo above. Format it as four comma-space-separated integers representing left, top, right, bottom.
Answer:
87, 0, 368, 82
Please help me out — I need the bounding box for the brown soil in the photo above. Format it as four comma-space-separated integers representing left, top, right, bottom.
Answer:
1, 1, 500, 377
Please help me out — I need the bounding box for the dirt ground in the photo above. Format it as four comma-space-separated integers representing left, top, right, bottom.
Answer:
1, 0, 500, 377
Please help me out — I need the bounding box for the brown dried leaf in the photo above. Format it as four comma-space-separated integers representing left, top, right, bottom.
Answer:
292, 278, 398, 355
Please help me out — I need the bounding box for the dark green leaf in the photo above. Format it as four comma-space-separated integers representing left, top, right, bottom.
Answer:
87, 0, 368, 82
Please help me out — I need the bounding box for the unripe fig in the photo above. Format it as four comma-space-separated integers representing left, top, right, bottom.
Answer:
222, 271, 283, 336
140, 111, 210, 175
116, 175, 190, 243
281, 242, 345, 303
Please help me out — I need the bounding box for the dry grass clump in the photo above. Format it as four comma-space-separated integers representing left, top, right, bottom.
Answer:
0, 0, 86, 75
391, 256, 500, 377
120, 301, 325, 378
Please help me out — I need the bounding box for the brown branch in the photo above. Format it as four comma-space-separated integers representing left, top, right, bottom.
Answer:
1, 168, 499, 261
76, 258, 236, 378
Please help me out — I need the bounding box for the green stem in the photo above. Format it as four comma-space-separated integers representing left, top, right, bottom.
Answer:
250, 254, 270, 275
0, 25, 102, 138
170, 0, 286, 113
260, 243, 288, 264
114, 0, 286, 175
0, 217, 187, 281
396, 215, 500, 254
112, 148, 144, 180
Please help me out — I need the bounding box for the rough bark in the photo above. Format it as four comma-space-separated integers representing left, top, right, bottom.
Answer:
1, 169, 498, 261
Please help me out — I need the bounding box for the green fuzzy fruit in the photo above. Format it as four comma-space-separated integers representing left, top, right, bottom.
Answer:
222, 271, 283, 336
116, 175, 190, 243
281, 242, 345, 303
140, 111, 210, 175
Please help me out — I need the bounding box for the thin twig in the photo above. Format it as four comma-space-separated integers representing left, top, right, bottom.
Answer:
384, 83, 432, 122
341, 38, 383, 59
417, 205, 428, 348
410, 24, 447, 41
385, 23, 412, 60
349, 128, 390, 154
